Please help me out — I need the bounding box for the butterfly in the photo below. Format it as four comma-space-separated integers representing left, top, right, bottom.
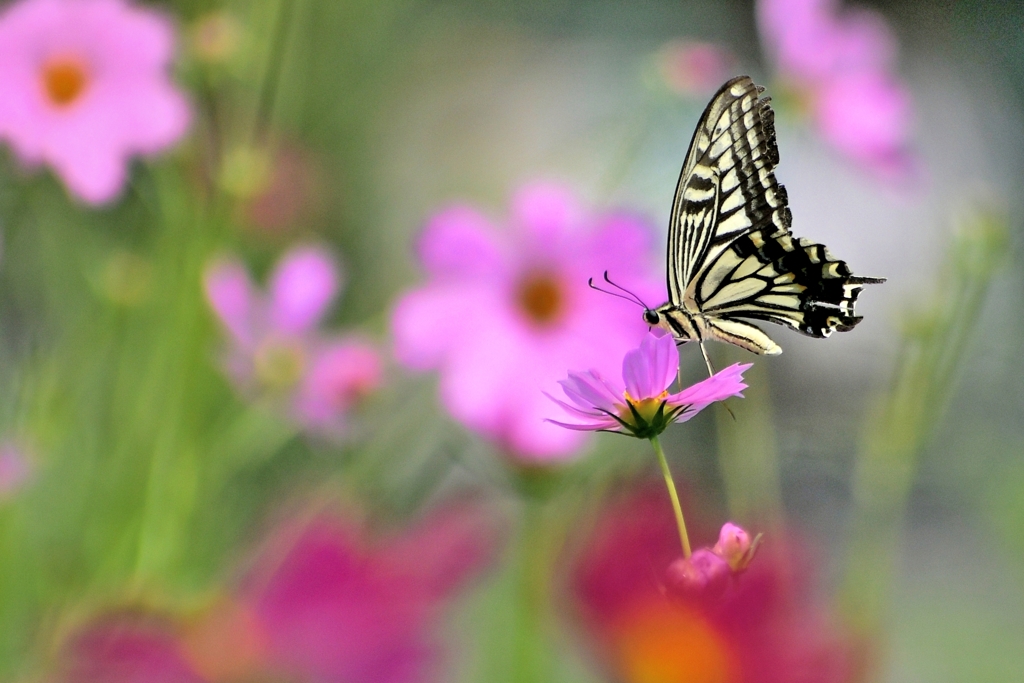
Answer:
640, 75, 885, 372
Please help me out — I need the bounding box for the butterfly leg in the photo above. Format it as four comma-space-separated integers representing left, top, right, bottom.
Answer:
699, 341, 716, 377
699, 340, 737, 420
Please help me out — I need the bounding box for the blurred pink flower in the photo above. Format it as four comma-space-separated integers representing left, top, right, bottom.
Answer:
204, 245, 381, 437
57, 612, 202, 683
657, 40, 736, 97
757, 0, 912, 178
391, 182, 661, 461
664, 548, 731, 599
0, 0, 191, 204
548, 330, 750, 438
55, 505, 496, 683
573, 488, 854, 683
237, 506, 496, 683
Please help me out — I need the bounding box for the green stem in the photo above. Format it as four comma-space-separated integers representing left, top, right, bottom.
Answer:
511, 496, 554, 683
650, 435, 691, 558
253, 0, 297, 144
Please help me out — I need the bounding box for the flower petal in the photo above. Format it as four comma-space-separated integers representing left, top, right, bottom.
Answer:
546, 417, 618, 432
623, 331, 678, 399
268, 246, 340, 334
667, 362, 751, 422
561, 370, 621, 414
293, 339, 381, 434
204, 256, 257, 348
417, 205, 506, 279
511, 181, 584, 242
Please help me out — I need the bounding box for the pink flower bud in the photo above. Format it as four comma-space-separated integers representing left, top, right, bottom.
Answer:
713, 522, 759, 572
664, 549, 730, 600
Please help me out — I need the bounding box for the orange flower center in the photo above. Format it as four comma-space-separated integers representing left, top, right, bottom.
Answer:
42, 57, 89, 107
613, 600, 740, 683
517, 271, 564, 326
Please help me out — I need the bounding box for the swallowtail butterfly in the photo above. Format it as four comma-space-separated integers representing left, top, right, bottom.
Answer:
642, 75, 884, 368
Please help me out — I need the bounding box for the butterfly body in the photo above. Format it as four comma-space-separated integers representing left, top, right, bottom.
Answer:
648, 75, 884, 357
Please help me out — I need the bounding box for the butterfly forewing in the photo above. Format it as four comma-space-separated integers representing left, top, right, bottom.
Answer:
667, 76, 791, 301
658, 75, 884, 356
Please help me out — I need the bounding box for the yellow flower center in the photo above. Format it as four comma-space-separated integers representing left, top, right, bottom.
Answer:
621, 391, 669, 426
613, 600, 739, 683
42, 57, 89, 107
254, 337, 306, 391
516, 270, 565, 326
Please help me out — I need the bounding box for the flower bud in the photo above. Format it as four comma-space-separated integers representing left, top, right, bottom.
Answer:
713, 522, 752, 571
664, 549, 730, 600
714, 522, 763, 573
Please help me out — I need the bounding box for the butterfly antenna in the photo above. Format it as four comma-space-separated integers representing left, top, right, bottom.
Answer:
602, 271, 650, 309
588, 278, 645, 307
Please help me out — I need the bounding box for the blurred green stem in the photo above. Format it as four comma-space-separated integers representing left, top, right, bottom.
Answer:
131, 169, 218, 583
512, 494, 556, 683
839, 210, 1007, 638
253, 0, 297, 144
651, 435, 691, 558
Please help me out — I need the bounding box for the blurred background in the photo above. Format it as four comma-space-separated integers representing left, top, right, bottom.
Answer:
0, 0, 1021, 681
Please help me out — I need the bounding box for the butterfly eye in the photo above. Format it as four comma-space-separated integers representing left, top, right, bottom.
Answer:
643, 310, 660, 326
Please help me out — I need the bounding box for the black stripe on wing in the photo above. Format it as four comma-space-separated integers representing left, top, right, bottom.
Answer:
696, 228, 885, 338
668, 76, 794, 302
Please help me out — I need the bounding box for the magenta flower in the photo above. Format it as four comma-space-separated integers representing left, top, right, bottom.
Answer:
548, 330, 750, 439
757, 0, 912, 177
0, 0, 190, 204
237, 506, 496, 683
391, 182, 661, 461
53, 505, 497, 683
204, 245, 381, 437
573, 487, 854, 683
56, 612, 203, 683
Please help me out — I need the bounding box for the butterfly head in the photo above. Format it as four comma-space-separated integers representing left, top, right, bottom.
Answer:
643, 309, 660, 326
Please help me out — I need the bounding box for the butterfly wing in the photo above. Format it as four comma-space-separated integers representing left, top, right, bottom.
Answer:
666, 75, 791, 305
692, 229, 885, 354
666, 75, 884, 355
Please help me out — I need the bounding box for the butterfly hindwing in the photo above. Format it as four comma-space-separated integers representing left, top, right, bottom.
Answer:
696, 228, 884, 342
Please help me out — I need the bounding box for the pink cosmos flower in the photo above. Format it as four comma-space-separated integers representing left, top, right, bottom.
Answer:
572, 487, 854, 683
204, 245, 381, 437
0, 0, 191, 204
548, 330, 750, 439
391, 182, 661, 461
757, 0, 913, 178
237, 506, 496, 683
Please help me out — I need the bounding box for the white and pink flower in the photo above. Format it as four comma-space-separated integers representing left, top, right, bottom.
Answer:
204, 245, 381, 438
548, 331, 750, 439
